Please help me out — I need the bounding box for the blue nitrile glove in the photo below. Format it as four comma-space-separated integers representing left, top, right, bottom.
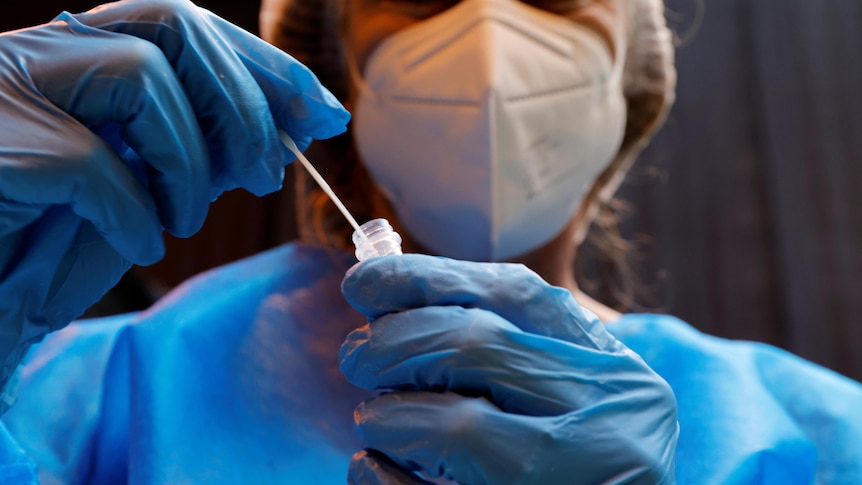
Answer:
0, 0, 349, 392
340, 255, 679, 484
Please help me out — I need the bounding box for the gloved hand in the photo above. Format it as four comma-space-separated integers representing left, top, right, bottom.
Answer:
340, 255, 679, 484
0, 0, 349, 390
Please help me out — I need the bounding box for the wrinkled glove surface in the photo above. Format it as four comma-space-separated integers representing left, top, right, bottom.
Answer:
340, 255, 679, 484
0, 0, 349, 390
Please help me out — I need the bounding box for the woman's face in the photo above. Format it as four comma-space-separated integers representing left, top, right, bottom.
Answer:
343, 0, 625, 76
342, 0, 629, 263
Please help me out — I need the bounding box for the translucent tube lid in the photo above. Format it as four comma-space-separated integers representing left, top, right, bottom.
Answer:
353, 218, 403, 261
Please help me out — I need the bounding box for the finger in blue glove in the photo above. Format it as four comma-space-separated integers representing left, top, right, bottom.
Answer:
340, 255, 679, 484
0, 0, 350, 392
348, 450, 431, 485
73, 0, 351, 198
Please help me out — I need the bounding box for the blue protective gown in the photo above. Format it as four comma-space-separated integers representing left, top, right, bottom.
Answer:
1, 243, 861, 484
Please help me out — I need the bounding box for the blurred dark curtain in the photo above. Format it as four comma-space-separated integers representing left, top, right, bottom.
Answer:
582, 0, 862, 381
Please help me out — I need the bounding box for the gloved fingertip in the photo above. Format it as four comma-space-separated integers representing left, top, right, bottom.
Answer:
91, 201, 166, 266
340, 253, 432, 299
341, 253, 407, 283
316, 89, 351, 126
163, 200, 208, 239
129, 232, 166, 266
318, 118, 350, 141
286, 60, 349, 109
282, 73, 351, 140
286, 104, 350, 143
340, 258, 396, 317
340, 261, 368, 291
246, 165, 286, 197
334, 104, 352, 124
348, 450, 430, 485
343, 261, 363, 279
51, 10, 73, 23
337, 324, 374, 388
323, 104, 352, 136
310, 103, 351, 140
209, 186, 225, 203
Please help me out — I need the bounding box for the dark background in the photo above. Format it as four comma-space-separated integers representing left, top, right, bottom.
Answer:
4, 1, 861, 381
608, 0, 862, 381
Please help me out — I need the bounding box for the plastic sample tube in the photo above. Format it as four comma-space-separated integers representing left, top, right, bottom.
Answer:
278, 131, 402, 261
352, 218, 403, 262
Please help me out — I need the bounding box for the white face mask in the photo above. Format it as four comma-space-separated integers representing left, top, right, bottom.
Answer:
352, 0, 627, 261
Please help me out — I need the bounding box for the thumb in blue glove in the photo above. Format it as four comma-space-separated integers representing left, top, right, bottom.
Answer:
0, 0, 350, 392
340, 255, 679, 484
